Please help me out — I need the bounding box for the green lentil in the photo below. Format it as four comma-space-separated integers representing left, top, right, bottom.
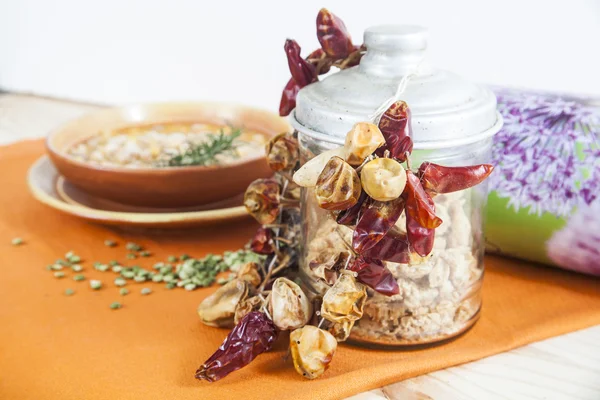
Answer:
111, 265, 123, 273
65, 288, 75, 296
126, 242, 142, 251
184, 283, 197, 291
114, 277, 127, 287
162, 274, 175, 283
53, 271, 65, 278
140, 288, 152, 295
140, 250, 151, 257
121, 270, 135, 279
152, 274, 163, 282
104, 240, 117, 247
89, 280, 102, 290
95, 263, 109, 272
71, 264, 83, 272
109, 302, 122, 310
51, 264, 64, 271
119, 288, 129, 296
73, 274, 85, 281
153, 262, 165, 270
56, 259, 70, 266
11, 237, 24, 246
134, 275, 146, 283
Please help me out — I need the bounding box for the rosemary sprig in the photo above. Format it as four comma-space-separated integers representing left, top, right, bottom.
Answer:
165, 128, 242, 167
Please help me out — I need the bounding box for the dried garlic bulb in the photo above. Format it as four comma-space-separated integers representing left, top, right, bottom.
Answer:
290, 325, 337, 379
360, 158, 407, 201
315, 157, 361, 210
321, 272, 367, 324
344, 122, 385, 166
293, 147, 345, 187
197, 279, 248, 328
268, 278, 312, 330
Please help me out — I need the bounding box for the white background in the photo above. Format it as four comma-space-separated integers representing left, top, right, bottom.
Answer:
1, 0, 599, 112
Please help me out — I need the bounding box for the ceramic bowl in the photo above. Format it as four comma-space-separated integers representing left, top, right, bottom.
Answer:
46, 102, 289, 208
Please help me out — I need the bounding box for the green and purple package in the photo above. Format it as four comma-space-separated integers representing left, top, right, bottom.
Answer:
486, 88, 600, 276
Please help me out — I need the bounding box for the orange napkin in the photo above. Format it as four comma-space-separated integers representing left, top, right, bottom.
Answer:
1, 140, 599, 400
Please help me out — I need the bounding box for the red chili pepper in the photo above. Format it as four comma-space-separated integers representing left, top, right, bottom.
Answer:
348, 255, 399, 296
336, 191, 369, 226
279, 78, 300, 117
378, 101, 412, 161
250, 227, 274, 255
406, 212, 434, 257
362, 229, 410, 263
195, 312, 278, 382
284, 39, 317, 88
316, 8, 354, 59
405, 171, 442, 229
418, 162, 495, 194
352, 196, 405, 253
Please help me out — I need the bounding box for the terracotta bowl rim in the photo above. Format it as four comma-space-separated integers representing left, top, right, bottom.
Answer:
45, 101, 290, 175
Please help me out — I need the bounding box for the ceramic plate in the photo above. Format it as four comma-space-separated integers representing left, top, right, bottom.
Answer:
28, 156, 249, 228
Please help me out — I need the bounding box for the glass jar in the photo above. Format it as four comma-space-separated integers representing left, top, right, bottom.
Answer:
290, 25, 502, 346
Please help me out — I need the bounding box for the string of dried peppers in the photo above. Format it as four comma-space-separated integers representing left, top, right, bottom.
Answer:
195, 8, 494, 382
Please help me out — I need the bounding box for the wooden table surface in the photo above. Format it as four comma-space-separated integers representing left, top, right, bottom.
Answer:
1, 93, 598, 400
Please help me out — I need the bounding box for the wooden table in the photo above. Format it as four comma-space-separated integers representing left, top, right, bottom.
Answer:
1, 93, 598, 400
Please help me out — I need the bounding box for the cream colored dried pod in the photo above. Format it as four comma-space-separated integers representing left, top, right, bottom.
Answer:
197, 279, 248, 328
234, 295, 264, 324
293, 147, 345, 187
360, 158, 407, 201
290, 325, 337, 379
321, 272, 367, 324
344, 122, 385, 166
267, 277, 312, 330
328, 320, 354, 342
236, 261, 262, 287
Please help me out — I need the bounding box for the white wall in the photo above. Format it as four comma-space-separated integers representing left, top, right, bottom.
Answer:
1, 0, 599, 111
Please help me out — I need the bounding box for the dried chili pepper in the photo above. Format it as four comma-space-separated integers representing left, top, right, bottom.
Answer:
406, 212, 434, 257
267, 278, 312, 330
352, 196, 405, 253
250, 227, 275, 255
244, 179, 280, 224
315, 156, 361, 210
348, 255, 399, 296
377, 101, 412, 161
404, 171, 442, 229
316, 8, 353, 59
362, 229, 410, 263
279, 78, 300, 117
197, 279, 249, 328
290, 325, 337, 379
265, 132, 299, 172
336, 190, 368, 226
284, 39, 317, 87
195, 311, 278, 382
418, 162, 495, 194
306, 48, 332, 74
343, 122, 385, 166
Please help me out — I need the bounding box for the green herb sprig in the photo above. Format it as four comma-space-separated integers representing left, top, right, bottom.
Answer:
164, 128, 242, 167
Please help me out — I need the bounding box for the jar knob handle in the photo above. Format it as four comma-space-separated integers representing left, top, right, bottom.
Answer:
360, 25, 428, 78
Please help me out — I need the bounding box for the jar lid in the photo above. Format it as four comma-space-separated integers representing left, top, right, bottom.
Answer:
291, 25, 502, 149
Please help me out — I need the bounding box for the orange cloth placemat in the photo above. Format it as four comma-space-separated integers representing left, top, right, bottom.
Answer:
1, 140, 599, 400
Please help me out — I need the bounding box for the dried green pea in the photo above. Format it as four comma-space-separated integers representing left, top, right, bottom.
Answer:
119, 288, 129, 296
134, 276, 146, 283
140, 288, 152, 295
104, 240, 117, 247
109, 302, 122, 310
167, 256, 178, 263
65, 288, 75, 296
112, 265, 123, 273
180, 254, 190, 261
95, 264, 109, 272
51, 264, 64, 271
165, 282, 176, 290
152, 274, 163, 282
73, 274, 85, 281
126, 253, 137, 260
90, 280, 102, 290
109, 260, 120, 266
71, 264, 83, 272
184, 283, 197, 291
126, 242, 142, 251
11, 237, 24, 246
114, 277, 127, 287
121, 271, 135, 279
53, 271, 65, 278
140, 251, 151, 257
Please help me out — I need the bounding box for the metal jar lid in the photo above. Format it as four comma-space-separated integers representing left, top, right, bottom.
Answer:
291, 25, 503, 149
